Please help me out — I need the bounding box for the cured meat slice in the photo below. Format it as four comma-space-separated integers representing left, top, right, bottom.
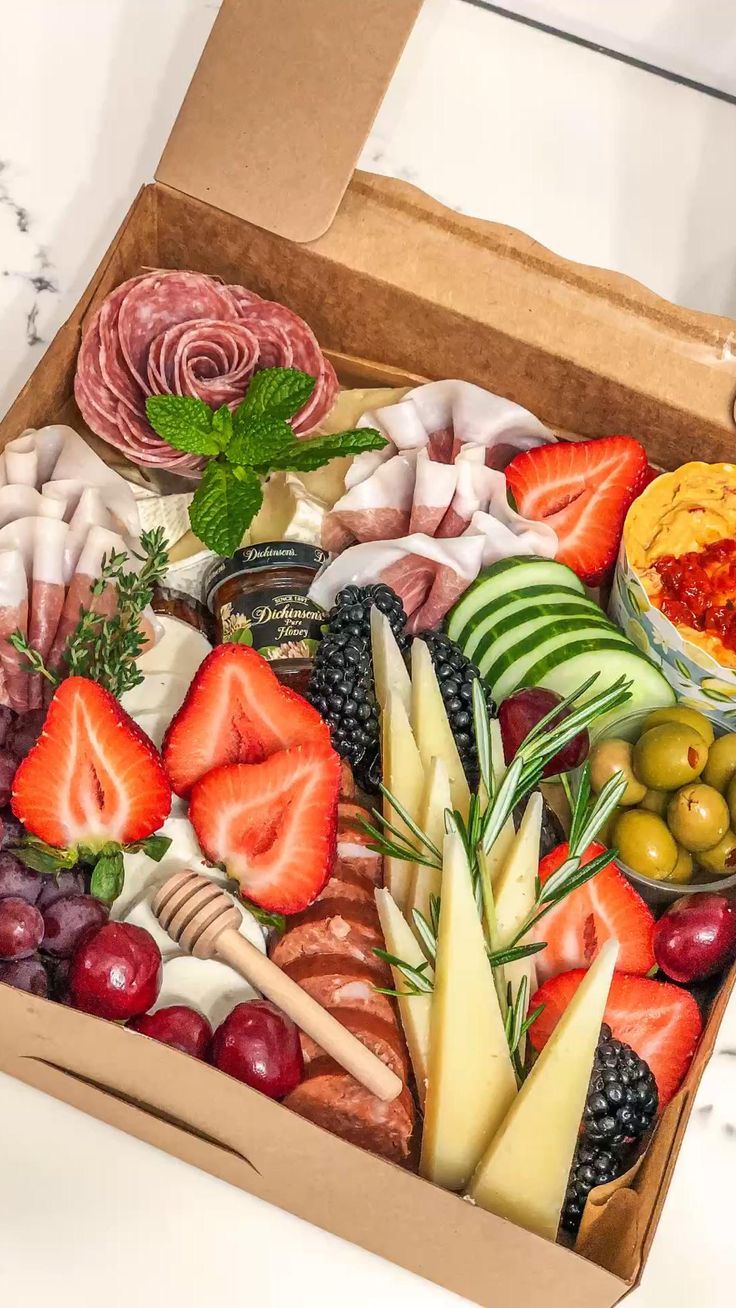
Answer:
74, 270, 338, 469
269, 904, 385, 977
27, 518, 69, 709
47, 525, 122, 671
285, 1058, 415, 1163
0, 550, 29, 712
300, 1010, 409, 1080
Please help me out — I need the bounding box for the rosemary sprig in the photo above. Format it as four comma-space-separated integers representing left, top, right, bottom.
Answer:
10, 528, 169, 700
505, 976, 545, 1080
374, 948, 434, 998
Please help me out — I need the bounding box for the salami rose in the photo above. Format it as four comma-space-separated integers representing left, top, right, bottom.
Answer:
74, 270, 338, 474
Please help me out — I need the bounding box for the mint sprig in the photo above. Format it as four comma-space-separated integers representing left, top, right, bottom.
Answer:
145, 367, 388, 556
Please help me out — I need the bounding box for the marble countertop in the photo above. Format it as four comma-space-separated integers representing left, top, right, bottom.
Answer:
0, 2, 734, 1306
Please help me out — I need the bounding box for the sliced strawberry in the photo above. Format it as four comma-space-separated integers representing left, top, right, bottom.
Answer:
533, 841, 655, 982
189, 741, 340, 913
529, 970, 702, 1107
505, 436, 649, 585
162, 644, 329, 796
12, 677, 171, 849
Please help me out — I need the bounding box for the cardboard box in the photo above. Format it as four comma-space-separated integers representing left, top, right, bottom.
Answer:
1, 3, 736, 1304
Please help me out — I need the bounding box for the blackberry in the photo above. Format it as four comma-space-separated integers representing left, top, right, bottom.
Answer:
581, 1024, 658, 1150
307, 584, 409, 792
561, 1141, 623, 1236
418, 631, 494, 788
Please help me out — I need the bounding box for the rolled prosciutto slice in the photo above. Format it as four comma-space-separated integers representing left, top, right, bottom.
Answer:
47, 525, 124, 672
0, 549, 30, 712
27, 518, 69, 709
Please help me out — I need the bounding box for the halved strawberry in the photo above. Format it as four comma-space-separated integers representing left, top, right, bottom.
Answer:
529, 970, 702, 1107
12, 677, 171, 849
505, 435, 649, 585
189, 741, 340, 913
533, 841, 655, 983
162, 644, 329, 796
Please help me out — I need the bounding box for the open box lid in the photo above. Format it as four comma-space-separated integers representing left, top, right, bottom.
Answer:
156, 0, 423, 241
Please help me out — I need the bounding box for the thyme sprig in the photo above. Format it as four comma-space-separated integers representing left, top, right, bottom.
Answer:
10, 528, 169, 700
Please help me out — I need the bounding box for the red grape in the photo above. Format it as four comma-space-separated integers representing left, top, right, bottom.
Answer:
211, 1000, 303, 1098
0, 897, 45, 959
128, 1005, 212, 1060
7, 708, 44, 761
36, 869, 87, 911
0, 852, 42, 904
41, 894, 109, 958
0, 707, 13, 749
0, 754, 17, 807
0, 812, 24, 849
498, 687, 589, 777
0, 955, 49, 997
653, 894, 736, 983
69, 922, 162, 1020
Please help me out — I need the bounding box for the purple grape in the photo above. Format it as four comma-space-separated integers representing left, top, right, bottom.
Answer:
40, 894, 109, 959
6, 709, 44, 762
0, 810, 24, 849
0, 852, 42, 904
0, 754, 16, 807
0, 954, 49, 997
0, 897, 45, 959
0, 707, 14, 749
46, 956, 71, 1002
36, 869, 86, 911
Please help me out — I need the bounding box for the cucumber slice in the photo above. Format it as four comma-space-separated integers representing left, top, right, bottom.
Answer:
538, 647, 675, 731
446, 557, 584, 644
471, 600, 618, 674
489, 627, 631, 701
461, 586, 597, 662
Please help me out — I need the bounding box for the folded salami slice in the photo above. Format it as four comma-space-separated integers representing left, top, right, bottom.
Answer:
74, 270, 338, 471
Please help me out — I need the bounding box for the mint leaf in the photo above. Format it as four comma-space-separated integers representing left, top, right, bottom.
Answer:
90, 850, 125, 904
237, 367, 315, 422
257, 427, 387, 474
126, 834, 172, 862
229, 413, 298, 468
146, 396, 219, 455
190, 462, 263, 555
212, 405, 234, 450
17, 839, 78, 875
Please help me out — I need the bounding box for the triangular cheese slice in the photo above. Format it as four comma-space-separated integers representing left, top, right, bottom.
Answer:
375, 887, 433, 1107
469, 939, 618, 1240
382, 690, 425, 910
494, 791, 543, 1054
420, 832, 517, 1191
484, 718, 516, 886
405, 755, 452, 939
410, 640, 471, 819
371, 607, 411, 714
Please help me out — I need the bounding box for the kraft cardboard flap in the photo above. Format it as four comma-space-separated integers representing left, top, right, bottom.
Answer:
156, 0, 422, 241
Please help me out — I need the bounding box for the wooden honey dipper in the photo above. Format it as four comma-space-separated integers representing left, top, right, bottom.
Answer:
152, 870, 403, 1103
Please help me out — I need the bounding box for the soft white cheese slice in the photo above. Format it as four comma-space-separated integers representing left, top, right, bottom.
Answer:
114, 814, 221, 918
133, 613, 211, 680
152, 953, 260, 1027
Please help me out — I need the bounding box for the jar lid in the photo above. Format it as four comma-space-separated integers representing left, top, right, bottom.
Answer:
204, 541, 329, 608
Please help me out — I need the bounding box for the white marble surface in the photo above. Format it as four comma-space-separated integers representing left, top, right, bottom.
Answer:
0, 2, 735, 1305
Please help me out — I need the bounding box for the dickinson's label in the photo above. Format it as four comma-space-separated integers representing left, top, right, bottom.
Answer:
219, 589, 325, 661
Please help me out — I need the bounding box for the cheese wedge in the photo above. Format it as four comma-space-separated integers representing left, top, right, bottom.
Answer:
405, 755, 452, 941
469, 939, 619, 1240
371, 607, 411, 715
375, 887, 433, 1107
410, 640, 471, 820
382, 691, 425, 910
484, 718, 516, 886
420, 832, 517, 1191
494, 791, 543, 1054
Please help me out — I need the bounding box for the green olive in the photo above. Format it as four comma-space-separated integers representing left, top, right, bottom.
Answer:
639, 788, 671, 816
612, 809, 678, 880
588, 739, 647, 806
665, 845, 694, 884
642, 706, 714, 746
632, 724, 708, 790
667, 784, 729, 852
697, 829, 736, 877
727, 773, 736, 831
703, 733, 736, 794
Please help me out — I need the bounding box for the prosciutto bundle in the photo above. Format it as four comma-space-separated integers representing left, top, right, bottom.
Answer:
313, 381, 559, 630
0, 425, 149, 711
74, 270, 339, 473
